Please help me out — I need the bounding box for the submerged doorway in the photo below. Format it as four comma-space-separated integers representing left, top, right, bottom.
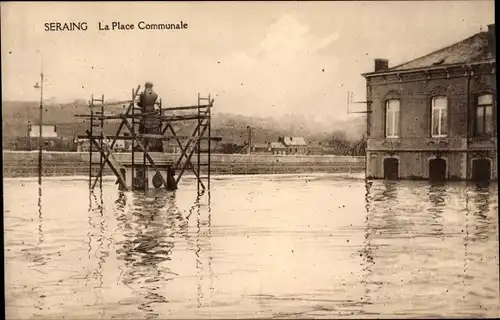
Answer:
429, 158, 446, 181
471, 158, 491, 182
383, 158, 399, 180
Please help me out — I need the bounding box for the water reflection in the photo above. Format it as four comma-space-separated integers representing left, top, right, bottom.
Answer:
359, 180, 403, 316
32, 186, 47, 314
207, 192, 215, 300
176, 191, 214, 310
360, 181, 376, 314
32, 186, 46, 265
111, 189, 216, 318
469, 183, 494, 242
464, 183, 498, 313
86, 191, 99, 289
37, 187, 44, 247
360, 179, 498, 317
95, 187, 110, 313
4, 177, 498, 319
115, 191, 184, 319
427, 183, 446, 238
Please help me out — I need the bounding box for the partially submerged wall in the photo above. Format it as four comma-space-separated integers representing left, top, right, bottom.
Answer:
3, 151, 366, 178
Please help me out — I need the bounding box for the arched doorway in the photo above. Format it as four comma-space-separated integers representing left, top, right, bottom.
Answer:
429, 158, 446, 181
471, 158, 491, 182
383, 158, 399, 180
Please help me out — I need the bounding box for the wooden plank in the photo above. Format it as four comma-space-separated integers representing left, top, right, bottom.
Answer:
75, 111, 157, 118
77, 134, 221, 141
174, 109, 210, 168
175, 119, 210, 186
161, 104, 211, 112
78, 114, 210, 121
91, 102, 134, 190
165, 122, 203, 188
86, 130, 129, 190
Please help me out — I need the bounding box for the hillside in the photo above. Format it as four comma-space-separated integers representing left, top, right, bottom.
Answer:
2, 100, 366, 145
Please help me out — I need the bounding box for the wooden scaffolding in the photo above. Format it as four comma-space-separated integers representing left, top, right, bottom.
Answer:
76, 85, 221, 192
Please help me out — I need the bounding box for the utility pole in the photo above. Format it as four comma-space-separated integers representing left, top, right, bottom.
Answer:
38, 73, 44, 185
34, 53, 44, 185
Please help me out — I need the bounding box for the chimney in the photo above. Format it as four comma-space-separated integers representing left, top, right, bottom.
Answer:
374, 59, 389, 72
487, 23, 495, 57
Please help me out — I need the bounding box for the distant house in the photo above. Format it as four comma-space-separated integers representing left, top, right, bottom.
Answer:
307, 143, 323, 155
278, 136, 308, 155
75, 139, 91, 152
28, 124, 58, 138
252, 142, 271, 154
163, 145, 182, 154
216, 142, 246, 154
270, 142, 287, 155
27, 124, 67, 150
162, 138, 222, 154
107, 138, 126, 151
75, 138, 126, 152
162, 140, 182, 154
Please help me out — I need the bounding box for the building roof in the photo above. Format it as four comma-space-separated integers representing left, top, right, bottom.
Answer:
362, 24, 496, 77
281, 136, 308, 146
389, 31, 494, 72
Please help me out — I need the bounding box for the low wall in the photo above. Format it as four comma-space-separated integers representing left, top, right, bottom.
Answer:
3, 151, 366, 178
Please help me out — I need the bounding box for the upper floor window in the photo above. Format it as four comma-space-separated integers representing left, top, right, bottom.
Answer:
475, 94, 494, 136
431, 96, 448, 138
385, 99, 400, 138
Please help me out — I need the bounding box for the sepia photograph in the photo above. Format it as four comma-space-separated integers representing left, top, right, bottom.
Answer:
1, 1, 498, 319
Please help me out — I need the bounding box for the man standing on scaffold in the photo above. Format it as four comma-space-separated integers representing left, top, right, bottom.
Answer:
137, 82, 164, 152
136, 82, 177, 191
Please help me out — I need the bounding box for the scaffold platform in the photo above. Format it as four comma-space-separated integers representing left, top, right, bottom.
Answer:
75, 84, 221, 192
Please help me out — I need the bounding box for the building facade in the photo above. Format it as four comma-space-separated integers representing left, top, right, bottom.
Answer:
270, 142, 287, 155
278, 136, 309, 155
28, 124, 58, 138
252, 143, 272, 154
363, 24, 496, 181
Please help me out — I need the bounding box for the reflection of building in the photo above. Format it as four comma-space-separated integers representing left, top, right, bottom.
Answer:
361, 180, 498, 316
364, 24, 496, 181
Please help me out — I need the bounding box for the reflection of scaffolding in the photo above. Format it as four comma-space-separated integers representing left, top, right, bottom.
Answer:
76, 85, 221, 192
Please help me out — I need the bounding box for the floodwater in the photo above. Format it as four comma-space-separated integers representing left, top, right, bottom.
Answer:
4, 174, 500, 319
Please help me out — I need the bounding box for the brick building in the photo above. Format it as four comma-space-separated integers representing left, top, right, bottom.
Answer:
363, 24, 496, 181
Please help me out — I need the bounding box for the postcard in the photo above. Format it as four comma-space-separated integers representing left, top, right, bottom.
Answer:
2, 1, 498, 319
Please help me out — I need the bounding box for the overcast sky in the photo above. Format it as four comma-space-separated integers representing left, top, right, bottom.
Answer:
1, 1, 494, 121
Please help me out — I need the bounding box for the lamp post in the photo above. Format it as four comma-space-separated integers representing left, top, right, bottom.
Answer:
34, 57, 44, 185
247, 126, 252, 155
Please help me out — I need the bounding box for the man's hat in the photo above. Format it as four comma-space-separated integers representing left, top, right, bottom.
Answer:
145, 82, 153, 88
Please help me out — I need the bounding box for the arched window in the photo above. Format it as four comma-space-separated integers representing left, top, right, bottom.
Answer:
385, 99, 400, 138
431, 96, 448, 137
475, 94, 494, 136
